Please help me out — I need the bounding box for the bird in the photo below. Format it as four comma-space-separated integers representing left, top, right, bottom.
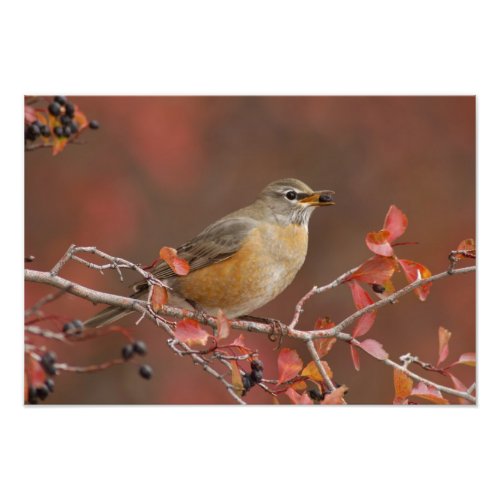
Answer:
84, 178, 335, 328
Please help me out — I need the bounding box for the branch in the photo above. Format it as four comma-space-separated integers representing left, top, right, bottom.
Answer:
25, 244, 476, 405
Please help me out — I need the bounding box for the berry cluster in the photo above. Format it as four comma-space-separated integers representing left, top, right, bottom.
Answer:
62, 319, 84, 335
24, 96, 99, 146
27, 351, 58, 404
121, 340, 152, 380
28, 378, 55, 404
242, 358, 264, 395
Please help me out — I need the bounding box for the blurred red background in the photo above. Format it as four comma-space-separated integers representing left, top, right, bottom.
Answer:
25, 96, 475, 404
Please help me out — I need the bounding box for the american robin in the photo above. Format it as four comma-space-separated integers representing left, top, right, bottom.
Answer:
85, 178, 335, 327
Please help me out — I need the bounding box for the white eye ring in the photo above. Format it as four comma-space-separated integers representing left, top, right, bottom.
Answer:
285, 190, 297, 201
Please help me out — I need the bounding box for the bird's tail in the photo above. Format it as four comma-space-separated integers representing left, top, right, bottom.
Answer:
84, 290, 146, 328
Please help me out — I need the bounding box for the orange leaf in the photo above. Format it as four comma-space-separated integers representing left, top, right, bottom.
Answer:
358, 339, 388, 360
174, 318, 211, 347
313, 317, 336, 358
216, 309, 230, 340
350, 255, 397, 285
350, 345, 360, 371
437, 326, 452, 366
73, 109, 89, 130
314, 316, 335, 330
277, 348, 304, 383
398, 259, 432, 301
285, 387, 313, 405
151, 285, 168, 312
383, 205, 408, 242
290, 379, 307, 392
231, 360, 244, 397
301, 360, 333, 383
456, 238, 476, 259
313, 337, 336, 359
411, 382, 449, 404
365, 230, 394, 256
393, 368, 413, 404
159, 246, 190, 276
348, 281, 376, 338
322, 385, 348, 405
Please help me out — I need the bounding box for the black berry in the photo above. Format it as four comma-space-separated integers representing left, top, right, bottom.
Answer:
60, 114, 71, 126
122, 344, 134, 360
89, 120, 100, 130
45, 378, 55, 392
54, 96, 67, 106
139, 364, 153, 380
53, 126, 64, 138
70, 121, 79, 134
308, 388, 325, 402
65, 102, 75, 117
250, 359, 264, 372
48, 102, 61, 116
242, 373, 254, 392
63, 319, 84, 335
40, 124, 51, 137
372, 284, 386, 294
36, 385, 50, 401
133, 340, 147, 356
28, 385, 38, 404
250, 369, 263, 384
41, 351, 57, 375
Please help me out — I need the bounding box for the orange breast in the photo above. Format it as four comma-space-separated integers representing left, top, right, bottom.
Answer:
176, 223, 308, 318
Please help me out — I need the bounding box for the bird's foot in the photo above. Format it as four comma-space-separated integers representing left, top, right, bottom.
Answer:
237, 315, 288, 348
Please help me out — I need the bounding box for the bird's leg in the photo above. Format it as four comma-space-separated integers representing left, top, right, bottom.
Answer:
237, 315, 289, 347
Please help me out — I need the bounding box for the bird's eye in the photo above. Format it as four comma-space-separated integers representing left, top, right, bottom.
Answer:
285, 190, 297, 201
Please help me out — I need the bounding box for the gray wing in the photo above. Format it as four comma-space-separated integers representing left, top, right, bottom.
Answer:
133, 217, 257, 290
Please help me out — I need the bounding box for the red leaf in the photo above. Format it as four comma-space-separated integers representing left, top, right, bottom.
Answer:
277, 348, 303, 383
350, 345, 360, 371
393, 368, 413, 404
301, 360, 333, 383
398, 259, 432, 301
348, 281, 376, 338
365, 230, 394, 256
151, 285, 168, 312
231, 334, 247, 349
444, 372, 470, 404
285, 387, 313, 405
383, 205, 408, 242
174, 319, 211, 347
359, 339, 389, 360
159, 246, 190, 276
26, 356, 47, 388
411, 382, 449, 404
437, 326, 452, 366
322, 385, 348, 405
24, 105, 37, 123
216, 309, 230, 340
450, 352, 476, 367
349, 256, 397, 285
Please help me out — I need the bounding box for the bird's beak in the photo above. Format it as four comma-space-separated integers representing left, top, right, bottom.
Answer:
299, 190, 335, 206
